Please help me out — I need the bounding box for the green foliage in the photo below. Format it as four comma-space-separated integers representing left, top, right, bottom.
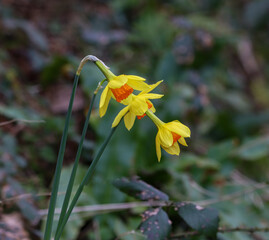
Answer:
177, 203, 219, 237
130, 13, 176, 54
235, 136, 269, 161
113, 177, 169, 201
41, 56, 70, 87
1, 0, 269, 239
113, 177, 220, 239
139, 208, 171, 240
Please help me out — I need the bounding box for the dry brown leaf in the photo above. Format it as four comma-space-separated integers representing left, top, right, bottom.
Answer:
0, 213, 30, 240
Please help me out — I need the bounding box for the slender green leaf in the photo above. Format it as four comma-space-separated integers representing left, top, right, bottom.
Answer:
55, 94, 96, 236
54, 125, 119, 240
44, 74, 79, 240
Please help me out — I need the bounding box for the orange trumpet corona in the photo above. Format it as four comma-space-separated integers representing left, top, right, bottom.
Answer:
111, 84, 134, 102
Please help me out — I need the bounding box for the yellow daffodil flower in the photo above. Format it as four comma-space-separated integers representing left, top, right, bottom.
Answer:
93, 59, 151, 117
112, 81, 163, 130
146, 110, 191, 161
99, 74, 151, 117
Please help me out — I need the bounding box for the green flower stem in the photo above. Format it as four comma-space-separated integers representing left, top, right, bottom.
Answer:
55, 93, 96, 237
146, 109, 164, 128
95, 61, 115, 80
44, 55, 106, 240
54, 125, 119, 240
44, 73, 79, 240
94, 78, 107, 95
78, 55, 114, 81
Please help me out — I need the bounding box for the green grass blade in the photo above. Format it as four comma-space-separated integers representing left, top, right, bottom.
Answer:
54, 125, 119, 240
55, 94, 96, 236
43, 74, 79, 240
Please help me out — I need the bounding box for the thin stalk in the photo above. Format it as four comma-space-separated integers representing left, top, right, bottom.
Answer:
145, 109, 164, 128
55, 125, 119, 240
95, 61, 115, 80
44, 55, 103, 239
55, 94, 96, 237
44, 74, 79, 240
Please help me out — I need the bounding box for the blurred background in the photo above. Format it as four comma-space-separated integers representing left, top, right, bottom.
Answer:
0, 0, 269, 239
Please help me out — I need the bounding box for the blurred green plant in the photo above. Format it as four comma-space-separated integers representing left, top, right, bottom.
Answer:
1, 0, 269, 239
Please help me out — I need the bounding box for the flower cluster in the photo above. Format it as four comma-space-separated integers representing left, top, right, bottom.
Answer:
96, 60, 190, 161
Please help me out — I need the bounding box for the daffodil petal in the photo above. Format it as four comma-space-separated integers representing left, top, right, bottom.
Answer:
124, 112, 136, 131
156, 133, 162, 162
163, 142, 180, 155
126, 75, 146, 81
112, 106, 129, 128
120, 94, 132, 105
100, 85, 109, 108
166, 120, 191, 138
142, 93, 164, 99
127, 80, 151, 91
99, 89, 112, 117
140, 80, 163, 94
178, 137, 188, 146
130, 97, 148, 116
108, 75, 128, 89
159, 127, 173, 147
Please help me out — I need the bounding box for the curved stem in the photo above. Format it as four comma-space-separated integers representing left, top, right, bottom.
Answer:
55, 94, 96, 237
78, 55, 115, 80
54, 125, 119, 240
44, 55, 107, 240
145, 109, 164, 128
44, 73, 79, 240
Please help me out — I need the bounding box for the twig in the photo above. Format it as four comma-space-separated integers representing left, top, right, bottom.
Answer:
37, 183, 269, 217
115, 230, 146, 240
0, 192, 65, 205
171, 226, 269, 238
195, 183, 268, 206
231, 170, 266, 187
218, 227, 269, 233
38, 201, 166, 217
0, 119, 45, 126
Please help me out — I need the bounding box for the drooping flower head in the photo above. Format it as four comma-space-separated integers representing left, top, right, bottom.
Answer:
112, 81, 163, 130
146, 110, 191, 161
93, 59, 152, 117
94, 57, 190, 162
99, 74, 151, 117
